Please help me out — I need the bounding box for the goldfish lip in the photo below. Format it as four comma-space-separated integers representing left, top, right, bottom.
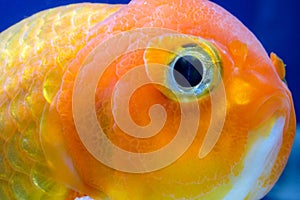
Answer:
224, 115, 286, 199
225, 92, 290, 199
250, 92, 290, 130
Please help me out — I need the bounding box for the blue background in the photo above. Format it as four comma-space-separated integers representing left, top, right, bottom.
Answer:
0, 0, 299, 199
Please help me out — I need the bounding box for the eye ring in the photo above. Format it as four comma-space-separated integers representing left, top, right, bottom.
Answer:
144, 33, 222, 102
167, 42, 221, 99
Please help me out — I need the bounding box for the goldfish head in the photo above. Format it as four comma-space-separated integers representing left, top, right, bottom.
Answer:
44, 0, 296, 199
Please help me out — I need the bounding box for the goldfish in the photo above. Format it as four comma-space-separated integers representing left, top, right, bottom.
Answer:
0, 0, 296, 199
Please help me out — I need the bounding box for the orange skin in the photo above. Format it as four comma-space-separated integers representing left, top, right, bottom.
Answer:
57, 0, 295, 199
0, 0, 295, 199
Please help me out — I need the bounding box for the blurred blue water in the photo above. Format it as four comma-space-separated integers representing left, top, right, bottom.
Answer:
0, 0, 299, 199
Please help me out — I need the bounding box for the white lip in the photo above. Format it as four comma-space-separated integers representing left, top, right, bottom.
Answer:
223, 116, 286, 200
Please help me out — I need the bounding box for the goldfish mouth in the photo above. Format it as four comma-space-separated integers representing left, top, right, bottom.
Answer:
223, 114, 286, 200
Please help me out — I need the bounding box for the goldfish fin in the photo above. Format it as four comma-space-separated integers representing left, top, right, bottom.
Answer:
270, 52, 286, 82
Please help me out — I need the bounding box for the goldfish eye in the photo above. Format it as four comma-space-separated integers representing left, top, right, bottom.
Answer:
144, 33, 222, 101
172, 55, 203, 88
167, 43, 221, 100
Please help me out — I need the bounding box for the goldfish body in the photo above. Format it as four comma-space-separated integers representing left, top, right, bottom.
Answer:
0, 0, 296, 200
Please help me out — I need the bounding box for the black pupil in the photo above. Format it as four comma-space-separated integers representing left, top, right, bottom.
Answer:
173, 55, 203, 87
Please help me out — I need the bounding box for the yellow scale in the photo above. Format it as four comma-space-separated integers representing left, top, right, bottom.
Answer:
0, 4, 122, 199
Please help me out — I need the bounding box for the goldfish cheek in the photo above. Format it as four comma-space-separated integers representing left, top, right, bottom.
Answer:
222, 62, 294, 198
226, 67, 285, 122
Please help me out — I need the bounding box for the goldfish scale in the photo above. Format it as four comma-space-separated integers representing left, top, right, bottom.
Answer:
0, 179, 13, 199
0, 3, 123, 199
